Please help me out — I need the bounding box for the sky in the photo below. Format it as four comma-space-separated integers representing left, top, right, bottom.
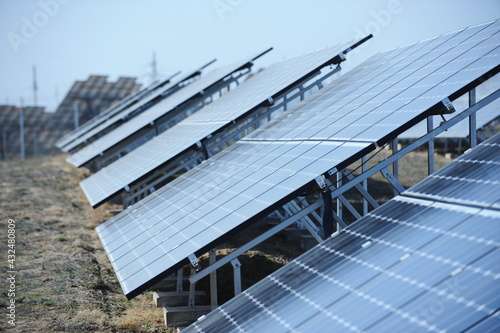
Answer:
0, 0, 499, 112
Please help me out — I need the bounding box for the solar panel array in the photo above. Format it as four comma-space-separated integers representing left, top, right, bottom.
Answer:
55, 71, 181, 150
81, 38, 365, 208
96, 20, 500, 300
66, 50, 268, 167
183, 132, 500, 333
61, 61, 218, 154
400, 74, 499, 139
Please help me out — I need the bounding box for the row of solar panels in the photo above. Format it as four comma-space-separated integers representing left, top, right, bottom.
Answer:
60, 19, 500, 331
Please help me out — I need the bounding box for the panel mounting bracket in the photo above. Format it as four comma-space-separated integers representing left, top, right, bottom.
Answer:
315, 175, 327, 191
380, 167, 406, 195
263, 97, 274, 106
327, 167, 338, 177
431, 97, 455, 116
188, 253, 199, 271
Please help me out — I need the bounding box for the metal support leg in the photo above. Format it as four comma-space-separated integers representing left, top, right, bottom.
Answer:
427, 116, 435, 175
209, 250, 218, 310
469, 88, 477, 148
176, 268, 183, 293
336, 172, 343, 230
392, 138, 399, 197
231, 259, 242, 296
340, 169, 380, 210
188, 267, 196, 308
362, 156, 368, 215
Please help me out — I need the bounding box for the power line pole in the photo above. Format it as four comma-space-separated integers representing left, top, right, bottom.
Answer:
152, 51, 157, 83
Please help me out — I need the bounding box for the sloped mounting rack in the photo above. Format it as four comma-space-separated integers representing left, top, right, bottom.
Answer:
67, 49, 272, 170
82, 35, 373, 209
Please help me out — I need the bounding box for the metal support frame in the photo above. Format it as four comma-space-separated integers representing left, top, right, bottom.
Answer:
427, 116, 435, 175
64, 72, 192, 153
340, 168, 380, 211
362, 156, 368, 215
185, 88, 497, 301
176, 268, 183, 293
165, 80, 497, 315
122, 150, 205, 206
336, 172, 343, 230
391, 138, 399, 196
189, 266, 197, 308
209, 249, 218, 310
326, 89, 499, 202
190, 198, 323, 285
89, 69, 249, 170
380, 167, 406, 194
282, 200, 323, 243
231, 259, 242, 296
469, 88, 477, 148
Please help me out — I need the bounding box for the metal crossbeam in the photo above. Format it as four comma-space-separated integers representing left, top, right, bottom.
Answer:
189, 199, 323, 284
380, 167, 406, 194
87, 69, 248, 170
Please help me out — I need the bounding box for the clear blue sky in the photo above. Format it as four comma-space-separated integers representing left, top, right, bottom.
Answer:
1, 0, 499, 112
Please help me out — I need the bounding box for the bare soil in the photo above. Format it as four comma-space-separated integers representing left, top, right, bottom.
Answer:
0, 150, 451, 332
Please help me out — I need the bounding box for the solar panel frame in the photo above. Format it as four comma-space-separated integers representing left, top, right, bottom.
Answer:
96, 20, 500, 300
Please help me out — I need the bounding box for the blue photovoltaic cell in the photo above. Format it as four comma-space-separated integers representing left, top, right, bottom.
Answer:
96, 20, 500, 300
183, 132, 500, 333
66, 50, 268, 167
81, 39, 366, 208
405, 139, 500, 209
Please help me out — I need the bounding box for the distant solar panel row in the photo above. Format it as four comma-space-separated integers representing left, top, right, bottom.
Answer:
183, 131, 500, 333
81, 38, 368, 208
67, 49, 270, 167
61, 60, 217, 153
55, 71, 181, 150
96, 20, 500, 300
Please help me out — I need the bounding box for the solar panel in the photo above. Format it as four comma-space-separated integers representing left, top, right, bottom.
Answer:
399, 74, 500, 139
96, 20, 500, 300
61, 60, 219, 154
55, 71, 181, 150
183, 132, 500, 333
80, 37, 371, 208
65, 51, 267, 166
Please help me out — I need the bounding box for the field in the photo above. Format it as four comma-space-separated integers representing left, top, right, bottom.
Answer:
0, 150, 451, 332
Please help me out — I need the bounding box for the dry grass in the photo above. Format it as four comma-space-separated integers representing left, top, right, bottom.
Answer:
0, 155, 173, 332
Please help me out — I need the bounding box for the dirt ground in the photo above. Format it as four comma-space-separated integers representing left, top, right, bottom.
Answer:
0, 150, 451, 332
